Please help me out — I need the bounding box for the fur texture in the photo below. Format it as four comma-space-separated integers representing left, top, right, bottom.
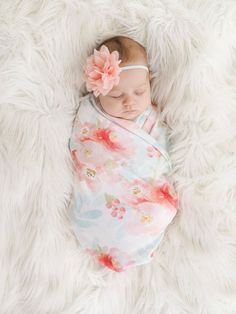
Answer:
0, 0, 236, 313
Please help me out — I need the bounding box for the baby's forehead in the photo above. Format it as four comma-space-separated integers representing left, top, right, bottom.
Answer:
118, 69, 148, 84
111, 77, 148, 93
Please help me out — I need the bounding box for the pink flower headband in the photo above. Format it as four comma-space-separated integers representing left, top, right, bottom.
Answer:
83, 45, 149, 97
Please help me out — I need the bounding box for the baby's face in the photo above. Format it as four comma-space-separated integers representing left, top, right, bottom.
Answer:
98, 68, 151, 120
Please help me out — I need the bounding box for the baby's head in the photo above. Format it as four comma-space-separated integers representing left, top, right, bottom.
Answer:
84, 36, 151, 120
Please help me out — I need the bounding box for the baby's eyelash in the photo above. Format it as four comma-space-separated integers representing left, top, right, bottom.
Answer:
110, 95, 122, 98
135, 90, 145, 95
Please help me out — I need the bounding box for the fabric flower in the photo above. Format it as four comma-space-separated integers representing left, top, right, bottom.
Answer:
84, 45, 122, 96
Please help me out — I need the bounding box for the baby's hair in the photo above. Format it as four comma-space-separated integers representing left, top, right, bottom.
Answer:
97, 36, 147, 65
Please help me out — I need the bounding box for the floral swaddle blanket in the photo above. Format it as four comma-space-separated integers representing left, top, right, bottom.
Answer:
69, 94, 178, 272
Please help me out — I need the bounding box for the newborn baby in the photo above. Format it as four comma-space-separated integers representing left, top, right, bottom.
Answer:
69, 36, 178, 272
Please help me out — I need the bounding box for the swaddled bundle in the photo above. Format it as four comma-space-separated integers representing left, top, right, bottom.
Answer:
69, 93, 178, 272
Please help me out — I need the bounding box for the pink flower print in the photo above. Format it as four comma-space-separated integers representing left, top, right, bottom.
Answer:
71, 149, 94, 180
124, 179, 151, 206
71, 149, 102, 191
98, 252, 122, 271
124, 204, 174, 236
149, 182, 178, 209
123, 181, 178, 236
118, 207, 126, 219
78, 125, 126, 153
125, 179, 178, 211
87, 248, 123, 272
111, 207, 126, 219
106, 198, 120, 209
76, 122, 97, 142
130, 179, 150, 194
111, 208, 117, 217
147, 146, 161, 158
77, 122, 135, 156
94, 128, 125, 152
105, 194, 126, 219
86, 245, 135, 272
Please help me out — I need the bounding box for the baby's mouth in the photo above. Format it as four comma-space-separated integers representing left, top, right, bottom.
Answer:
124, 109, 138, 113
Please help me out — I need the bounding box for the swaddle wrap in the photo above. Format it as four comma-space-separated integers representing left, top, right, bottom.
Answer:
69, 94, 178, 272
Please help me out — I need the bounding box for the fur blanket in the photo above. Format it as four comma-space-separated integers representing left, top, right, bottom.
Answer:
0, 0, 236, 313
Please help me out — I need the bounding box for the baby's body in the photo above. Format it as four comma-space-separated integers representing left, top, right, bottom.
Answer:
69, 36, 178, 272
69, 92, 176, 272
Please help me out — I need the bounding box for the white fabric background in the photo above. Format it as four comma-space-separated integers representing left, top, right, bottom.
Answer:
0, 0, 236, 313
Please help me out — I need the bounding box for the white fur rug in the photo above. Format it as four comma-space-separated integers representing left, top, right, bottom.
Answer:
1, 1, 236, 313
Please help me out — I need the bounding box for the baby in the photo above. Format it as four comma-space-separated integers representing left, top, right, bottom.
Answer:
69, 36, 178, 272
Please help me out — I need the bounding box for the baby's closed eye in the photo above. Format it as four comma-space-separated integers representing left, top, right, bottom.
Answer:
110, 94, 123, 98
135, 88, 146, 96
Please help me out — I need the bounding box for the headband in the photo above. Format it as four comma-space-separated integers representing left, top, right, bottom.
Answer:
84, 45, 149, 97
120, 65, 149, 72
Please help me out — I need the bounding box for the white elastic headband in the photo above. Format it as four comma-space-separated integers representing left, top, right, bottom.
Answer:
120, 64, 149, 72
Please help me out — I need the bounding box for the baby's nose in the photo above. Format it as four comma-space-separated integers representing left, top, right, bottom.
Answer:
123, 96, 134, 107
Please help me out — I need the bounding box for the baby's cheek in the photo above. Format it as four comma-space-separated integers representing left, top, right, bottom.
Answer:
103, 100, 121, 114
100, 98, 112, 109
142, 94, 151, 108
106, 99, 118, 108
